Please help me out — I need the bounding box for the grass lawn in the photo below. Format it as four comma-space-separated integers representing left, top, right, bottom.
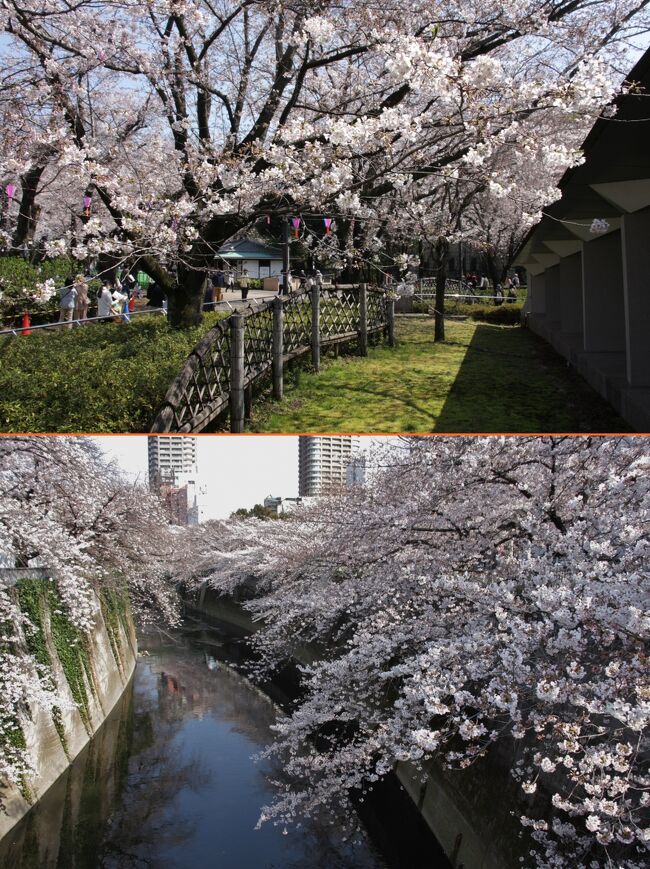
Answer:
0, 313, 226, 432
250, 316, 630, 433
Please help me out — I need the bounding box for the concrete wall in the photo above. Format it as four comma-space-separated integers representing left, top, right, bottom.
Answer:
524, 216, 650, 431
240, 258, 284, 278
0, 584, 137, 840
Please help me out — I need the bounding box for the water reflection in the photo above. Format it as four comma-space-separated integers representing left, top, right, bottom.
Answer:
0, 630, 385, 869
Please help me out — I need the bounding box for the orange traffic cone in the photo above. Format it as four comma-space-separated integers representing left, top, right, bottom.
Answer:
22, 311, 31, 336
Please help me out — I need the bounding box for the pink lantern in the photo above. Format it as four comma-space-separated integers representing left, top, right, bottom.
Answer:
292, 217, 301, 238
5, 184, 15, 201
324, 218, 332, 235
83, 194, 92, 217
266, 215, 271, 225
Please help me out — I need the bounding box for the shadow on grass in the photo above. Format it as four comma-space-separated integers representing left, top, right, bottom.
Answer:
433, 324, 631, 433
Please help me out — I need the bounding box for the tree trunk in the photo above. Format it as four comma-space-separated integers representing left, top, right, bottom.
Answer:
484, 249, 501, 290
12, 166, 45, 250
433, 236, 449, 343
167, 268, 207, 328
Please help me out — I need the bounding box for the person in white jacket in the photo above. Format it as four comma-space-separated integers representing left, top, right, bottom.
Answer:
97, 284, 113, 321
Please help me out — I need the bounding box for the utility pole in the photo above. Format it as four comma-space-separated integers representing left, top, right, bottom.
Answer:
281, 216, 290, 295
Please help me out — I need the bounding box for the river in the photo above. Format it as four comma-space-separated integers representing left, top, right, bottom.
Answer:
0, 626, 394, 869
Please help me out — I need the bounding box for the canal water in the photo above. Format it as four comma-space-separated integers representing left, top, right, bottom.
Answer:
0, 627, 387, 869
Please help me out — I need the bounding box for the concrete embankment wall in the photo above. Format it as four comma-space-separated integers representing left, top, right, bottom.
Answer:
0, 579, 137, 840
187, 586, 541, 869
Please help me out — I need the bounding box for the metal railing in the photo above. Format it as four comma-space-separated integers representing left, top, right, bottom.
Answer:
151, 284, 395, 433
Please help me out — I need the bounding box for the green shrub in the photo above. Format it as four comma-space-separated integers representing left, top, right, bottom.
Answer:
0, 312, 226, 432
462, 302, 523, 325
413, 298, 523, 325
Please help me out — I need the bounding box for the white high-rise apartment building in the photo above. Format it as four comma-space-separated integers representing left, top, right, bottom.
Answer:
298, 436, 361, 496
147, 436, 201, 525
148, 435, 197, 485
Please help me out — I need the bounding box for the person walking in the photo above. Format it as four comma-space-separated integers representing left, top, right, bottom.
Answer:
214, 268, 225, 302
58, 278, 77, 329
238, 268, 250, 301
204, 277, 215, 311
73, 273, 89, 322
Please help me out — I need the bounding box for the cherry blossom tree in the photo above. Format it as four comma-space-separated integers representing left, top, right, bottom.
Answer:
0, 436, 179, 798
2, 0, 648, 326
181, 436, 650, 868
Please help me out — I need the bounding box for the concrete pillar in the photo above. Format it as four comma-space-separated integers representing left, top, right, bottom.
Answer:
558, 252, 583, 336
527, 271, 546, 315
621, 209, 650, 386
581, 231, 625, 353
545, 264, 561, 326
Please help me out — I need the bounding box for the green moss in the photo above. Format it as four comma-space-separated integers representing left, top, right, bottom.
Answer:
51, 707, 69, 759
47, 599, 93, 730
16, 578, 52, 671
100, 584, 131, 671
3, 715, 28, 799
16, 578, 94, 733
17, 777, 34, 805
4, 716, 26, 750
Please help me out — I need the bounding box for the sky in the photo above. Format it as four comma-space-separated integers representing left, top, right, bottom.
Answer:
93, 435, 300, 520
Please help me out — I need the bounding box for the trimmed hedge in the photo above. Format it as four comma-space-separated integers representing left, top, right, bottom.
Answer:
413, 299, 523, 325
0, 313, 226, 432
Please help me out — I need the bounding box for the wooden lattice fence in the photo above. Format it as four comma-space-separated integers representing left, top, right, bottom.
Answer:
151, 285, 395, 433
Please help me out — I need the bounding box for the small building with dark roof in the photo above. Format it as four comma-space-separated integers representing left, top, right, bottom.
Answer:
517, 49, 650, 431
216, 238, 283, 279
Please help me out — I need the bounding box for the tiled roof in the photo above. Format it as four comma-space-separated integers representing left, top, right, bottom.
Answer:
217, 237, 283, 258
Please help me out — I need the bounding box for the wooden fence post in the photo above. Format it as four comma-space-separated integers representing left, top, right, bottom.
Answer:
387, 295, 395, 347
244, 383, 253, 422
358, 283, 368, 357
311, 283, 321, 371
272, 296, 284, 400
229, 313, 245, 432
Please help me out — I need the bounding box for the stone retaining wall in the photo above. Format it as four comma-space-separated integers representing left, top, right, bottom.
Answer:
0, 579, 137, 840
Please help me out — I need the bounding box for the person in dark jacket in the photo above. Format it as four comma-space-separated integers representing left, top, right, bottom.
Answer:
147, 281, 166, 309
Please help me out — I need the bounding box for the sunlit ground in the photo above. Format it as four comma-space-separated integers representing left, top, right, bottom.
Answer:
251, 317, 630, 433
